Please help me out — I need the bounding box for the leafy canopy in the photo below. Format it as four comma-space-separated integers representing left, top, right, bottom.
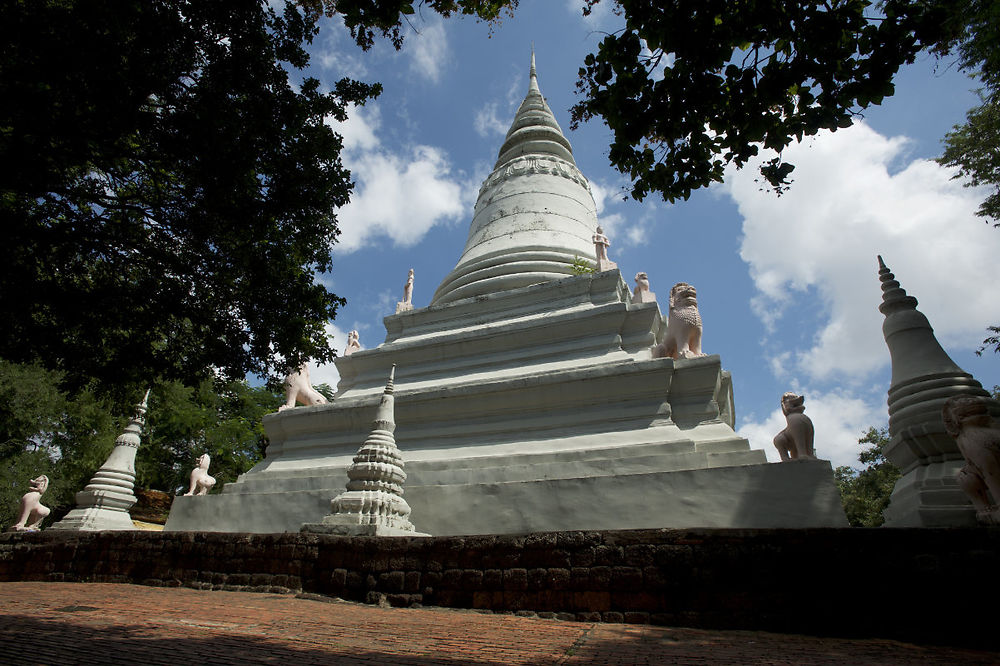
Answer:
297, 0, 519, 50
834, 427, 900, 527
0, 0, 379, 393
570, 0, 965, 202
0, 359, 282, 529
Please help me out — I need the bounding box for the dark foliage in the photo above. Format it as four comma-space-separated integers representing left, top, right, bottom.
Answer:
0, 1, 380, 395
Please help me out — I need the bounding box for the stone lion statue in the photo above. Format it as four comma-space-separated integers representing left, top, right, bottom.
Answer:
943, 395, 1000, 524
632, 272, 656, 304
278, 362, 328, 412
184, 454, 217, 496
773, 393, 816, 461
654, 282, 704, 359
9, 475, 50, 531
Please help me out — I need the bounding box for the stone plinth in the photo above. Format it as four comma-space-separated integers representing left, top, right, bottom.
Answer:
166, 272, 847, 534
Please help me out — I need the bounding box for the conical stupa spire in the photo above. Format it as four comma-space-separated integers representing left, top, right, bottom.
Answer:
878, 256, 964, 386
877, 255, 918, 316
431, 53, 599, 305
50, 388, 151, 531
493, 51, 575, 168
529, 45, 538, 92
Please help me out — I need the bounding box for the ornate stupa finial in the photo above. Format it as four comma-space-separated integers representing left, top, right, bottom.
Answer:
875, 257, 998, 526
302, 365, 428, 536
529, 45, 538, 92
50, 388, 152, 531
877, 255, 918, 316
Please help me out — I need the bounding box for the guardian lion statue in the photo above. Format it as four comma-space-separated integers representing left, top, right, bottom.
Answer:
184, 454, 217, 496
8, 475, 50, 531
654, 282, 704, 359
943, 395, 1000, 524
278, 362, 329, 411
773, 393, 816, 461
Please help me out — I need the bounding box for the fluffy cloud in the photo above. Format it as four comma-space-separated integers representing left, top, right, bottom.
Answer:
565, 0, 620, 29
474, 102, 509, 137
328, 105, 471, 253
726, 122, 1000, 383
738, 389, 885, 469
407, 20, 449, 83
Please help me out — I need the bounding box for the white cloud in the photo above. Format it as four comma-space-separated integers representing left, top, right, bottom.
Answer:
407, 20, 449, 83
474, 102, 509, 137
312, 16, 369, 80
738, 389, 885, 468
727, 121, 1000, 383
565, 0, 621, 29
327, 105, 472, 253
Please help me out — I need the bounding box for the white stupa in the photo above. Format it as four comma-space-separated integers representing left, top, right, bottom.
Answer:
166, 56, 847, 534
51, 390, 150, 531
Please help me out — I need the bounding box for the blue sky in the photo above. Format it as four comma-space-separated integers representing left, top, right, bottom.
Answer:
302, 1, 1000, 469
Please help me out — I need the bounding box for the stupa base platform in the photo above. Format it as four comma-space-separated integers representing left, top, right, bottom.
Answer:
165, 457, 847, 534
50, 506, 136, 532
300, 522, 430, 537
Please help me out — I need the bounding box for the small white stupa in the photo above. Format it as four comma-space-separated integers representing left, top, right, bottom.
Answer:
302, 366, 427, 536
51, 390, 150, 531
877, 256, 1000, 526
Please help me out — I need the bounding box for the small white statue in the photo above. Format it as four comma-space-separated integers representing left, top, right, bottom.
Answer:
344, 330, 361, 356
654, 282, 705, 359
9, 475, 50, 531
943, 395, 1000, 524
396, 269, 415, 313
773, 393, 817, 461
592, 226, 617, 272
631, 272, 656, 304
184, 454, 217, 496
278, 362, 329, 411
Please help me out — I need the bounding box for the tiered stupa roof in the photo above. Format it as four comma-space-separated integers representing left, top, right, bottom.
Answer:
431, 53, 599, 305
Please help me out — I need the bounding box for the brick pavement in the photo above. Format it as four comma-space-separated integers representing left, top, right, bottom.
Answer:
0, 582, 997, 665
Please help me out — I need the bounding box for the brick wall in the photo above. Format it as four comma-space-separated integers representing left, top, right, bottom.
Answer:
2, 528, 998, 648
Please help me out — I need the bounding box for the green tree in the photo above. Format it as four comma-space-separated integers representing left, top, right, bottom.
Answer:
569, 0, 988, 203
0, 0, 379, 394
297, 0, 519, 50
835, 426, 901, 527
140, 380, 283, 494
0, 360, 120, 529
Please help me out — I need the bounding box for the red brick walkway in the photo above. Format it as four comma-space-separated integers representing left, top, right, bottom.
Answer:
0, 582, 996, 665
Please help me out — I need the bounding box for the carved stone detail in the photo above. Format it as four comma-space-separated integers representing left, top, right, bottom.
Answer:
632, 272, 656, 304
654, 282, 705, 360
8, 475, 50, 531
477, 154, 590, 198
943, 396, 1000, 524
184, 454, 217, 496
279, 363, 328, 412
773, 393, 817, 461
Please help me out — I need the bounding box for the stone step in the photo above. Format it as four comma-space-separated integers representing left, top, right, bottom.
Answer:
222, 441, 764, 495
